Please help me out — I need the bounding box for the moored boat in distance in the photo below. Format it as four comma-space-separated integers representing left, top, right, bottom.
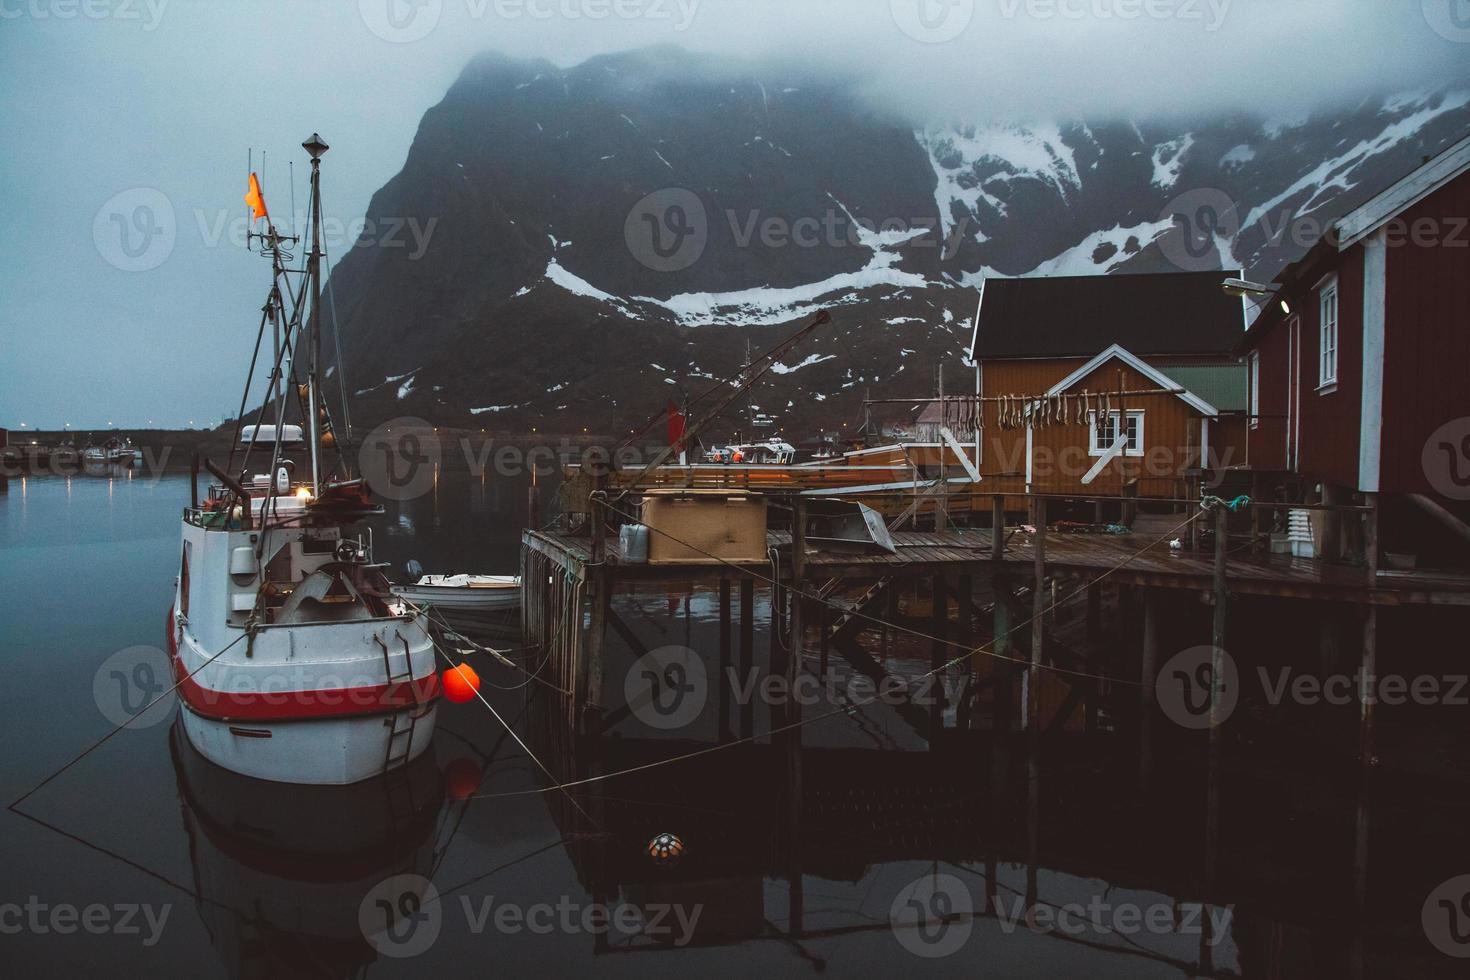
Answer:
392, 572, 522, 615
169, 134, 440, 785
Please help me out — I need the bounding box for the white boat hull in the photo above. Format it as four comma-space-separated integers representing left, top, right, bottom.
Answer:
180, 701, 438, 785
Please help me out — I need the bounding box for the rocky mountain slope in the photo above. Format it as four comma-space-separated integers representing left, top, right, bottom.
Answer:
327, 46, 1470, 438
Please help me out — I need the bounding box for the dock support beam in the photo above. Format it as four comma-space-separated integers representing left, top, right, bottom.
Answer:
1139, 589, 1158, 790
739, 579, 754, 740
718, 577, 732, 742
1025, 499, 1047, 732
930, 574, 947, 745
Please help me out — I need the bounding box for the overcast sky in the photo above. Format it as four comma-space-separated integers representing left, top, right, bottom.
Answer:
3, 0, 1466, 429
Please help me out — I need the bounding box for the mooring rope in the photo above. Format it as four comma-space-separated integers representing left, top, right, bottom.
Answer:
8, 625, 250, 813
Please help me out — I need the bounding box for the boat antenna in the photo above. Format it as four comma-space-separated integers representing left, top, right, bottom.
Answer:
289, 159, 298, 243
303, 132, 330, 495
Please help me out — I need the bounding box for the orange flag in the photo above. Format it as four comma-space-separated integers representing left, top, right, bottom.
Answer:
244, 172, 269, 221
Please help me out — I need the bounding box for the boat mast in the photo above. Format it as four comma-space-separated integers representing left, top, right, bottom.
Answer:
303, 133, 329, 495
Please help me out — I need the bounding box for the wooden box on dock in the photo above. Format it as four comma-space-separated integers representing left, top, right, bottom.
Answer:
641, 489, 767, 565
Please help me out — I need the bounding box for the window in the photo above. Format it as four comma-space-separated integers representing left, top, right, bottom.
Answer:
179, 542, 191, 619
1318, 276, 1338, 390
1248, 350, 1260, 429
1088, 410, 1144, 457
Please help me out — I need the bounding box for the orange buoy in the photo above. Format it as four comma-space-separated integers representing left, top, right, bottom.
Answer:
442, 663, 481, 703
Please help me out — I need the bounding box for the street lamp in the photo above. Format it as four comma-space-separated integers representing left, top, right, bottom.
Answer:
1222, 277, 1291, 316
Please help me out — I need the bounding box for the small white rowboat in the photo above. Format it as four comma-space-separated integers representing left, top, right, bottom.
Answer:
392, 574, 522, 614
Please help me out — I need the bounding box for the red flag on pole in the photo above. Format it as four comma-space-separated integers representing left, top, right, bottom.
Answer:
666, 399, 686, 448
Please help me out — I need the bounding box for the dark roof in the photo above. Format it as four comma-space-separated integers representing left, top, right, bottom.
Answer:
972, 270, 1245, 359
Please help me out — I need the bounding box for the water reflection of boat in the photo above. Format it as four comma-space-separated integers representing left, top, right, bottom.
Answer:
169, 719, 446, 979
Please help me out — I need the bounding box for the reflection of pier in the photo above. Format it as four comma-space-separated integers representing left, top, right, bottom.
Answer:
532, 722, 1454, 977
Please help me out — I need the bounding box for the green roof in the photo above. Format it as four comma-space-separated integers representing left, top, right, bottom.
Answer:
1155, 363, 1249, 412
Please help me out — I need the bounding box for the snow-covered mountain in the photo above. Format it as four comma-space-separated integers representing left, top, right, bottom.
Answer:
327, 47, 1470, 435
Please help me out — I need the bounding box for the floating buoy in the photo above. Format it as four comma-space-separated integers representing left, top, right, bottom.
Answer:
442, 663, 480, 703
444, 757, 482, 800
647, 832, 684, 868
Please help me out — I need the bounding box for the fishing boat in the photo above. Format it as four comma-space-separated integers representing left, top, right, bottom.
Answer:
392, 572, 522, 615
167, 134, 440, 785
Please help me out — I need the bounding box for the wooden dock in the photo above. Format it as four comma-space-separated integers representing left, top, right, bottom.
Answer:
525, 525, 1470, 605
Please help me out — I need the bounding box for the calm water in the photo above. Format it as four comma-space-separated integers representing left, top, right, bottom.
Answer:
2, 467, 1467, 977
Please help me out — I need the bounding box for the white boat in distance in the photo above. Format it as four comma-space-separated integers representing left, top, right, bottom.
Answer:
392, 574, 522, 614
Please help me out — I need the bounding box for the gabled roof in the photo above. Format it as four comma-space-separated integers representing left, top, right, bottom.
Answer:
1336, 132, 1470, 249
970, 270, 1246, 359
1038, 344, 1220, 418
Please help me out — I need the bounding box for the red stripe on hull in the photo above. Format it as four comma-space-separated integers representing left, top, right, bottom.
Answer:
166, 606, 442, 722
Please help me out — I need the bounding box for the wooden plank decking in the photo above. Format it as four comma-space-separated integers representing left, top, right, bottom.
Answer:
524, 527, 1470, 605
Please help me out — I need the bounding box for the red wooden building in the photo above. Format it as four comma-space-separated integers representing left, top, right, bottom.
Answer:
969, 271, 1251, 499
1241, 133, 1470, 557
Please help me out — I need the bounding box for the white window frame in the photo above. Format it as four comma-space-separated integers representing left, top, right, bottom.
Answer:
1317, 274, 1339, 392
1087, 410, 1144, 457
1248, 350, 1260, 429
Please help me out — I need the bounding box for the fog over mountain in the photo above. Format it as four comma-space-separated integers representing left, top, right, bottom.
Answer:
328, 45, 1470, 435
3, 1, 1467, 427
